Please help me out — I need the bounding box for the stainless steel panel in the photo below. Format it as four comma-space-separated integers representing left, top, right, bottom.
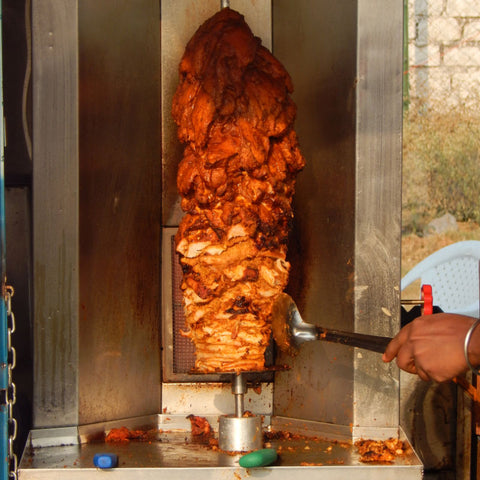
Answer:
77, 0, 161, 424
272, 0, 402, 427
353, 0, 403, 428
161, 382, 273, 416
32, 0, 79, 428
272, 0, 357, 425
32, 0, 162, 427
18, 467, 423, 480
161, 0, 272, 226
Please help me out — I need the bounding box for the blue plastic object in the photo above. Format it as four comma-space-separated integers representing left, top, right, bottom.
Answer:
239, 448, 277, 468
93, 453, 118, 469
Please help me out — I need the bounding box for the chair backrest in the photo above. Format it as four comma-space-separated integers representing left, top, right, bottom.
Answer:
401, 240, 480, 318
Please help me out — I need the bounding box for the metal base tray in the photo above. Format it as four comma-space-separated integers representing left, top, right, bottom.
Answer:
19, 414, 423, 479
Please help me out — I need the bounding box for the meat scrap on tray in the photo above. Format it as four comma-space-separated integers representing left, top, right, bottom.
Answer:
355, 438, 406, 463
173, 8, 305, 373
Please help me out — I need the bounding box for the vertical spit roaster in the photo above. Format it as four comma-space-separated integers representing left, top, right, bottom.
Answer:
17, 0, 424, 478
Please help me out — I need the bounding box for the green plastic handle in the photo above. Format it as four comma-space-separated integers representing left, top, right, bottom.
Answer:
239, 448, 278, 468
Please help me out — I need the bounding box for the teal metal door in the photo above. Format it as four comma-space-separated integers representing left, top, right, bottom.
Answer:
1, 3, 16, 478
0, 0, 8, 474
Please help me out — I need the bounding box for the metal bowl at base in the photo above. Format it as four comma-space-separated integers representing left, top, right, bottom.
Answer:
218, 415, 263, 452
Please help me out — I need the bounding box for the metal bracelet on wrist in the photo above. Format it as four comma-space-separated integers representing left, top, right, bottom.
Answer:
464, 318, 480, 376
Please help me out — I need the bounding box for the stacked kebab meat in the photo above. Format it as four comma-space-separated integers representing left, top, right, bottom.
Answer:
172, 8, 305, 373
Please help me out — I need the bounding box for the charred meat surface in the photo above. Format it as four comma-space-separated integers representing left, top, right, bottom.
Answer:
173, 8, 305, 372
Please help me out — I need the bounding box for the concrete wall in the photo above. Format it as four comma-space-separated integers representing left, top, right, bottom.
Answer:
408, 0, 480, 111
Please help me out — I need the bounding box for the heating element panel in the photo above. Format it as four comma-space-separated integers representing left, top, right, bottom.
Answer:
162, 229, 275, 384
170, 234, 195, 374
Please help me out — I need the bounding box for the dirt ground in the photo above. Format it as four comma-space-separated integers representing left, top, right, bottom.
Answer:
401, 221, 480, 300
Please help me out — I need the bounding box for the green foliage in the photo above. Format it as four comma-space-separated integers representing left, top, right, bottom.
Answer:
402, 108, 480, 234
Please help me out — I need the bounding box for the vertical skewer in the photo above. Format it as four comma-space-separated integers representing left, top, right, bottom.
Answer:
221, 0, 230, 9
235, 393, 244, 418
232, 373, 246, 417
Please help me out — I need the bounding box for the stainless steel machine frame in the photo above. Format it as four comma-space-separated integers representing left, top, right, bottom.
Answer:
20, 0, 418, 477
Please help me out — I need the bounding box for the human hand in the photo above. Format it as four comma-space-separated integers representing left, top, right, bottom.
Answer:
382, 313, 479, 383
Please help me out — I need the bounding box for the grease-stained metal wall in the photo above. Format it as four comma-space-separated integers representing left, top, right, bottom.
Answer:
272, 0, 403, 432
32, 0, 80, 428
32, 0, 162, 427
77, 0, 162, 425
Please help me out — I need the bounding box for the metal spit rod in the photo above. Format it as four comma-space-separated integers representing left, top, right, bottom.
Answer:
221, 0, 230, 9
232, 373, 246, 417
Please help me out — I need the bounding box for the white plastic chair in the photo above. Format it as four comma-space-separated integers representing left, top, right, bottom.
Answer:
401, 240, 480, 319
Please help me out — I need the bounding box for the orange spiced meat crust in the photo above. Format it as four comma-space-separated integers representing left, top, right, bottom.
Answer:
173, 8, 305, 373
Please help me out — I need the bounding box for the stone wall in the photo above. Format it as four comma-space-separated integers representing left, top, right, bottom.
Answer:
408, 0, 480, 111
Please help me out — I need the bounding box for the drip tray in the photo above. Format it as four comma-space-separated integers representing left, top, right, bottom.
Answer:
19, 415, 423, 479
